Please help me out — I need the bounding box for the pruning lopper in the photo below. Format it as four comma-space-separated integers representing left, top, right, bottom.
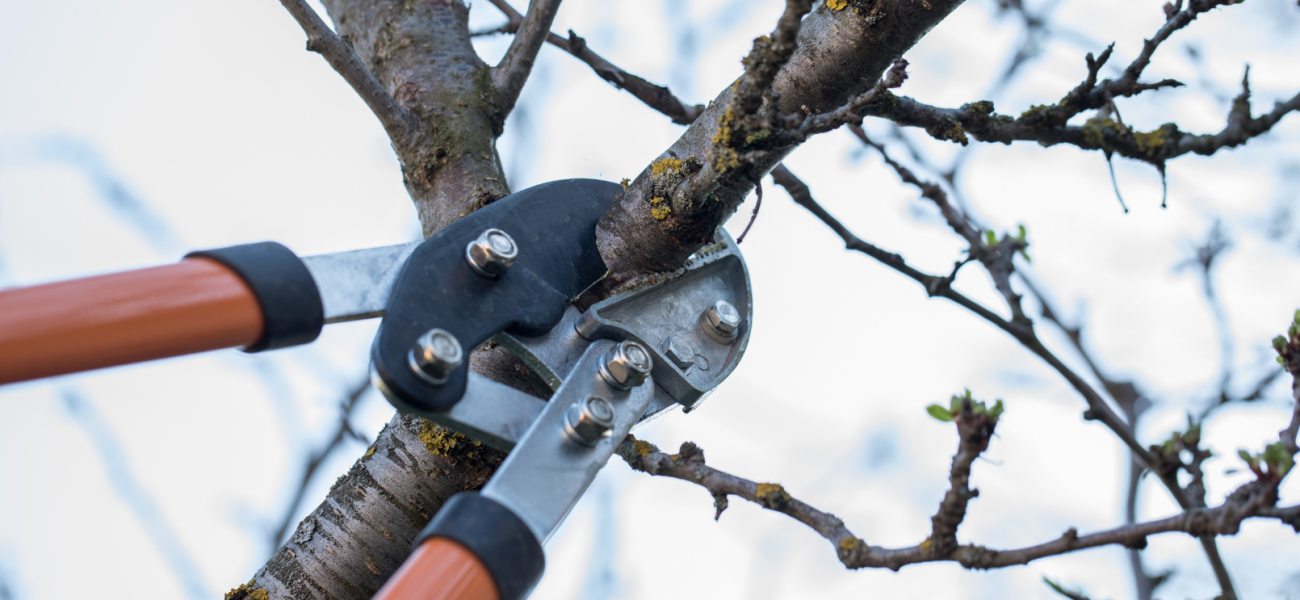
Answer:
0, 179, 753, 600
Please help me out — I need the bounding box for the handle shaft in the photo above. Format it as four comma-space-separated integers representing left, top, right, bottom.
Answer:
373, 538, 500, 600
0, 258, 264, 384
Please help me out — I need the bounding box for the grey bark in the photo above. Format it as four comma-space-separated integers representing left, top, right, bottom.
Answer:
593, 0, 967, 285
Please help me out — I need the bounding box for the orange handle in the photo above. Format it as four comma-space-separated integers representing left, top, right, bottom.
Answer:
0, 258, 264, 384
374, 538, 500, 600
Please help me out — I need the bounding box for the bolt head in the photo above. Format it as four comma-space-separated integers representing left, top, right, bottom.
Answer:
700, 300, 742, 343
408, 328, 463, 385
660, 336, 695, 371
465, 228, 518, 278
598, 341, 653, 390
564, 395, 615, 446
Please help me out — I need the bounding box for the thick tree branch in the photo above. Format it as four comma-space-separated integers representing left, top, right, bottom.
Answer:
314, 0, 509, 237
617, 434, 1299, 571
278, 0, 420, 143
671, 0, 813, 215
492, 0, 565, 113
593, 0, 971, 287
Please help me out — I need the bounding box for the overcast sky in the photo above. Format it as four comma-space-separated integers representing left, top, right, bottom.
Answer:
1, 1, 1298, 599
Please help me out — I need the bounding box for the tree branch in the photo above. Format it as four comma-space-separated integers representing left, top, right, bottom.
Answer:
592, 0, 971, 287
776, 159, 1246, 596
277, 0, 420, 143
868, 83, 1300, 166
493, 0, 565, 113
484, 0, 704, 124
617, 434, 1299, 571
772, 164, 1189, 503
858, 0, 1297, 175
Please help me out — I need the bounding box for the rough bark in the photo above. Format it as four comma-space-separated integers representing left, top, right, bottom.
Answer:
593, 0, 967, 286
237, 416, 504, 600
320, 0, 512, 237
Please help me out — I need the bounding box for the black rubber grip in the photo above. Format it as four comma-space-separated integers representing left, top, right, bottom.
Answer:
185, 242, 324, 352
415, 492, 545, 600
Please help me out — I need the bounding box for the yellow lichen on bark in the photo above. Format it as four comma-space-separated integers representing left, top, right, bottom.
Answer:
1133, 128, 1166, 156
650, 197, 672, 220
418, 419, 481, 458
827, 0, 848, 9
225, 581, 269, 600
633, 438, 656, 457
651, 158, 684, 177
755, 482, 791, 508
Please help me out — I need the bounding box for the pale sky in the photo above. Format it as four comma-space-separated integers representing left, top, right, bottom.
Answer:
1, 1, 1298, 599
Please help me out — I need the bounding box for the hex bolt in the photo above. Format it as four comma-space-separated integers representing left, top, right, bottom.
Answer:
563, 395, 615, 446
660, 336, 695, 371
699, 300, 742, 344
407, 328, 463, 385
465, 228, 518, 278
597, 340, 653, 390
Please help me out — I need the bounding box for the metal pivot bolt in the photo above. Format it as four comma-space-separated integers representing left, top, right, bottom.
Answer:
465, 228, 518, 278
699, 300, 741, 344
660, 336, 695, 371
408, 328, 463, 385
563, 395, 616, 446
597, 340, 653, 390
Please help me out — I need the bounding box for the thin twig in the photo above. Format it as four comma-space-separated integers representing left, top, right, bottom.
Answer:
777, 163, 1243, 597
772, 164, 1182, 500
736, 179, 762, 244
485, 0, 704, 124
277, 0, 419, 143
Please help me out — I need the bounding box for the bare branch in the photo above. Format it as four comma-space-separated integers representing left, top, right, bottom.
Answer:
617, 435, 1300, 571
277, 0, 419, 143
866, 82, 1300, 167
1016, 274, 1170, 598
774, 159, 1253, 594
772, 164, 1190, 505
849, 125, 979, 245
493, 0, 566, 113
767, 60, 913, 145
485, 0, 704, 124
859, 1, 1297, 176
735, 178, 762, 244
849, 125, 1032, 326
